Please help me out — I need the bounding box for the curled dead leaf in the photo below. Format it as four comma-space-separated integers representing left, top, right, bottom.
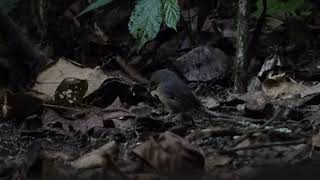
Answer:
133, 131, 205, 174
70, 141, 118, 170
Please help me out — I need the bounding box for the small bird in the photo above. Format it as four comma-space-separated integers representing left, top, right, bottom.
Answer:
149, 69, 202, 114
148, 69, 266, 128
149, 69, 247, 125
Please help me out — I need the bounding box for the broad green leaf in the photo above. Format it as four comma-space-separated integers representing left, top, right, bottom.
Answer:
256, 0, 284, 16
0, 0, 20, 14
78, 0, 113, 17
163, 0, 180, 30
255, 0, 305, 16
285, 0, 304, 14
297, 1, 312, 16
129, 0, 163, 48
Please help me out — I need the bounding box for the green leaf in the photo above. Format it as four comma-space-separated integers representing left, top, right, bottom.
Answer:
0, 0, 20, 14
78, 0, 113, 17
297, 1, 312, 16
255, 0, 305, 16
285, 0, 304, 14
163, 0, 180, 30
129, 0, 163, 48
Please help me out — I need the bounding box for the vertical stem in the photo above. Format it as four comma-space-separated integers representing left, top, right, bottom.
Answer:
234, 0, 250, 93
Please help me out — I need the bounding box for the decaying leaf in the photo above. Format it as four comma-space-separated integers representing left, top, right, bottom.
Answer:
262, 73, 320, 99
133, 131, 205, 174
129, 103, 153, 118
262, 73, 301, 99
205, 154, 232, 171
70, 141, 118, 169
42, 105, 134, 134
258, 52, 283, 81
32, 58, 109, 100
311, 131, 320, 148
40, 142, 123, 180
54, 77, 88, 107
42, 108, 103, 134
107, 97, 124, 110
200, 96, 219, 109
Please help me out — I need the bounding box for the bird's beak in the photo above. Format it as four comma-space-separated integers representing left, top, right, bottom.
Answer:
150, 90, 158, 98
150, 90, 160, 101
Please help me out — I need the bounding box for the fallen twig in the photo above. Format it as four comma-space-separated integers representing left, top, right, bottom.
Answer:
207, 110, 265, 124
221, 138, 307, 154
43, 103, 83, 112
230, 106, 286, 147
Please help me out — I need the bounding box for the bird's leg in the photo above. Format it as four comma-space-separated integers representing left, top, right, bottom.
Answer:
163, 112, 175, 120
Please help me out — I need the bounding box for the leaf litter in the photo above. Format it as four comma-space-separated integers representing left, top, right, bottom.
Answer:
1, 1, 320, 180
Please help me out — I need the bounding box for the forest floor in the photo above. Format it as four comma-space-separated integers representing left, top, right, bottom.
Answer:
1, 1, 320, 180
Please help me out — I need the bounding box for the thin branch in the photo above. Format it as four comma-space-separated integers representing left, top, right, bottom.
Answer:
230, 107, 286, 147
222, 139, 306, 154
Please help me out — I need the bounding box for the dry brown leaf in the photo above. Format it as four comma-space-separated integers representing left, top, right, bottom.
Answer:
133, 131, 205, 174
262, 73, 301, 99
107, 97, 124, 110
311, 131, 320, 148
262, 73, 320, 100
32, 58, 108, 99
205, 154, 232, 171
53, 77, 88, 107
70, 141, 118, 169
42, 108, 104, 134
200, 96, 219, 109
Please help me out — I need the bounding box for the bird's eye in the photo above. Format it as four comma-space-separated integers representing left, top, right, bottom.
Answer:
149, 81, 157, 90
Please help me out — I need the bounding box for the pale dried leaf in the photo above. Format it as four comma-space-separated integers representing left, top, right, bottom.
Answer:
70, 141, 118, 169
262, 74, 320, 99
33, 58, 108, 98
